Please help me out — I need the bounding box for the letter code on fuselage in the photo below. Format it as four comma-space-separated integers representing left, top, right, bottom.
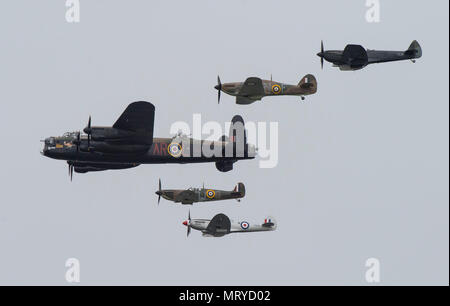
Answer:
152, 142, 169, 156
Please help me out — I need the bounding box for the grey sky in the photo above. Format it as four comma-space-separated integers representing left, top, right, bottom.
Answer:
0, 0, 448, 285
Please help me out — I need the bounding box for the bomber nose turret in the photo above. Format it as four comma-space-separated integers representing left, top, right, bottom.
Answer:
44, 137, 55, 146
41, 137, 55, 156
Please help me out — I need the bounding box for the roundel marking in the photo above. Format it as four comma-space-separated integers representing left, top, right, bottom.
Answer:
168, 142, 182, 158
272, 84, 281, 95
206, 189, 216, 199
241, 221, 250, 230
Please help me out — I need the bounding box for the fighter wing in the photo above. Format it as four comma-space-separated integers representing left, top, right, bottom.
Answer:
113, 101, 155, 133
174, 190, 197, 204
238, 77, 265, 97
236, 96, 258, 105
342, 44, 368, 67
206, 213, 231, 235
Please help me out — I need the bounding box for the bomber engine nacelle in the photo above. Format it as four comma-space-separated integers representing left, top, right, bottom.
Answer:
72, 162, 139, 173
78, 141, 149, 154
85, 127, 136, 142
215, 161, 234, 172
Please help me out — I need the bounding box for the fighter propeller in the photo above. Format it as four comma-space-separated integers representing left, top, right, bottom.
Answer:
319, 41, 324, 69
215, 76, 222, 104
156, 178, 162, 205
184, 210, 191, 237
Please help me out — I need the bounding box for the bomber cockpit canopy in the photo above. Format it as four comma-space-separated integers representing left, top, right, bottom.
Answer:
62, 131, 81, 138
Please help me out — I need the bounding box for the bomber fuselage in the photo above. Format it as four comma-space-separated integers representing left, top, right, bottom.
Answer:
42, 133, 255, 165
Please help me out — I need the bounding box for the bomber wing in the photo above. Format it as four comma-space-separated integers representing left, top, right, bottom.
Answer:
112, 101, 155, 144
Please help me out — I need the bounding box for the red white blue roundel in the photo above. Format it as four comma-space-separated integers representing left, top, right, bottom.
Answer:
168, 142, 182, 158
241, 221, 249, 230
206, 189, 215, 199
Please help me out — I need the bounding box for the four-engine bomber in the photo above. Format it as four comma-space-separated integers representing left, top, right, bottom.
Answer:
42, 101, 255, 180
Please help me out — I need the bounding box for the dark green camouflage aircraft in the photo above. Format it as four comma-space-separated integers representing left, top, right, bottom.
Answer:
156, 179, 245, 205
317, 40, 422, 71
215, 74, 317, 104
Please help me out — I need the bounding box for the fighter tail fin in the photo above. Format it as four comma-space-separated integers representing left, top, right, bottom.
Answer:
261, 216, 277, 230
232, 182, 246, 197
298, 74, 318, 93
405, 40, 422, 58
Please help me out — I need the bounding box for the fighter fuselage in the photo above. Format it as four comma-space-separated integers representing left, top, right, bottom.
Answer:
185, 219, 275, 236
217, 79, 316, 100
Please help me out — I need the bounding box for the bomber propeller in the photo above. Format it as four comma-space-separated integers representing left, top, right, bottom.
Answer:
72, 131, 81, 153
83, 115, 92, 148
68, 162, 74, 181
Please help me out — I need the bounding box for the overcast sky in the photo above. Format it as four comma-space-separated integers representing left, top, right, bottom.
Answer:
0, 0, 448, 285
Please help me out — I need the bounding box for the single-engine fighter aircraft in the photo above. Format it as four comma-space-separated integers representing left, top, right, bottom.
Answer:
183, 211, 277, 237
156, 179, 245, 205
214, 74, 317, 104
41, 101, 255, 180
317, 40, 422, 71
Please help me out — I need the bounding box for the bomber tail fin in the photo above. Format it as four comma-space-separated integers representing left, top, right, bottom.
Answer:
220, 115, 255, 164
405, 40, 422, 59
228, 115, 247, 145
218, 134, 229, 142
